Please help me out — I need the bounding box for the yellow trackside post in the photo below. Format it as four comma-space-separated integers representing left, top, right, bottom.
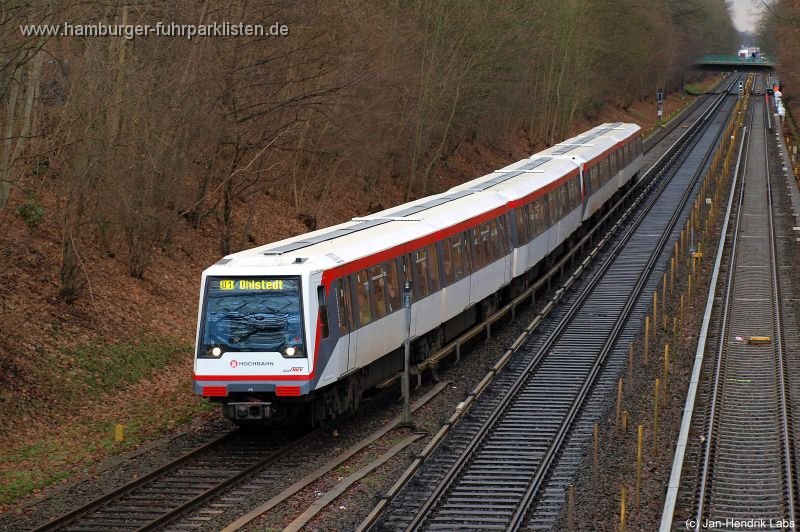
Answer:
636, 424, 643, 507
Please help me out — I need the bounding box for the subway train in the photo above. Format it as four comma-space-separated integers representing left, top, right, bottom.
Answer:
193, 122, 643, 424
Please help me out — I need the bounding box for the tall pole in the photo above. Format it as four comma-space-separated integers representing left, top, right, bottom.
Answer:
657, 87, 664, 125
401, 280, 412, 427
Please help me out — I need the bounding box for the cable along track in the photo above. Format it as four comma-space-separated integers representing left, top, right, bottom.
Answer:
693, 94, 797, 530
371, 84, 739, 531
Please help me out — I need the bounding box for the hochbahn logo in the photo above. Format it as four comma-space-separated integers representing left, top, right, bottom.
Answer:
228, 359, 274, 369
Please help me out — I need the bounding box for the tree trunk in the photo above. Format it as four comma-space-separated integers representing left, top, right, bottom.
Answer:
0, 50, 44, 211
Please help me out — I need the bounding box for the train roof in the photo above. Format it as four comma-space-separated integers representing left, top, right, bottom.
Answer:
204, 123, 641, 278
536, 122, 640, 161
206, 190, 509, 275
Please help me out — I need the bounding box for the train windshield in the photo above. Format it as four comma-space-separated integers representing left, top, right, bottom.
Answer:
200, 277, 305, 356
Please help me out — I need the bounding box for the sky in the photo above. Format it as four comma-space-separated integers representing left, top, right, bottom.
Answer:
730, 0, 768, 33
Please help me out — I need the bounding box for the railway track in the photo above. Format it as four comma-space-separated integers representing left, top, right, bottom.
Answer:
691, 87, 798, 529
30, 428, 308, 531
28, 382, 452, 532
367, 79, 741, 531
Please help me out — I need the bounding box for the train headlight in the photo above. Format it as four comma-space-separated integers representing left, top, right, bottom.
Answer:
205, 345, 224, 358
282, 346, 303, 357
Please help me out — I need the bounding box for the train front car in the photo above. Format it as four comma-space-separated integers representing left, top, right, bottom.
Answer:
193, 263, 316, 424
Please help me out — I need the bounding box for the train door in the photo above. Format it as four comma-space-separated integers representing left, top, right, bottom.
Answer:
580, 163, 589, 215
336, 276, 355, 373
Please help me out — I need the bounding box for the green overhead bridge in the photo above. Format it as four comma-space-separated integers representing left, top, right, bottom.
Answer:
695, 55, 776, 72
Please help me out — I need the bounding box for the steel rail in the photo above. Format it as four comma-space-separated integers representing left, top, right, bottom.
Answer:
693, 98, 753, 532
694, 90, 796, 530
658, 115, 749, 532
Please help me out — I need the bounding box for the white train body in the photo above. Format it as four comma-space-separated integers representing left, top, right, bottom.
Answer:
193, 123, 643, 422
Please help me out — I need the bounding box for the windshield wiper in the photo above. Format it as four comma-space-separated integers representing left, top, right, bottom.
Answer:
220, 312, 288, 344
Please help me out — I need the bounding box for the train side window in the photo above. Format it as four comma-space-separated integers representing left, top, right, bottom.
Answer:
637, 136, 642, 155
427, 244, 441, 291
452, 236, 466, 280
386, 260, 401, 311
542, 195, 550, 227
572, 178, 580, 207
317, 286, 330, 339
355, 270, 372, 327
414, 248, 430, 300
442, 240, 455, 284
336, 278, 353, 334
469, 228, 479, 269
488, 218, 496, 262
528, 204, 536, 240
370, 265, 388, 319
553, 189, 561, 220
470, 227, 483, 269
526, 204, 535, 239
565, 182, 572, 209
461, 230, 477, 275
513, 210, 528, 247
564, 184, 570, 212
498, 216, 510, 255
480, 223, 492, 265
532, 199, 543, 237
554, 190, 560, 219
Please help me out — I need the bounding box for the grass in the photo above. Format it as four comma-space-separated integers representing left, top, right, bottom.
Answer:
0, 396, 215, 506
684, 83, 704, 96
65, 336, 187, 394
0, 336, 217, 507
